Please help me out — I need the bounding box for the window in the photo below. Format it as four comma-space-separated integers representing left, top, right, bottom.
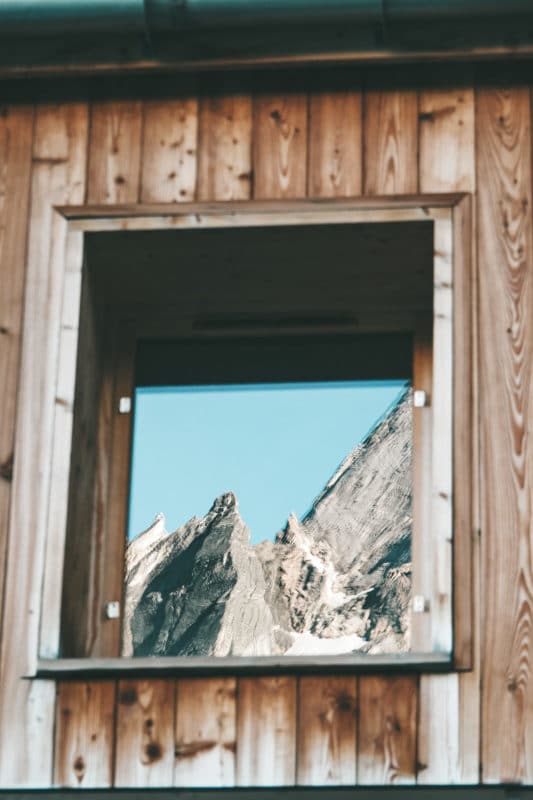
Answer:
38, 198, 473, 673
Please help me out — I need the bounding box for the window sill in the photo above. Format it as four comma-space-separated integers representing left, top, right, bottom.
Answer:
32, 652, 454, 680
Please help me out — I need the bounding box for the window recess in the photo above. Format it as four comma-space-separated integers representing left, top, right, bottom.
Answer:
37, 197, 473, 674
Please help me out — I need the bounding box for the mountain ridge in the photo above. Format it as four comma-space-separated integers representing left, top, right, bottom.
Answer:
122, 386, 412, 657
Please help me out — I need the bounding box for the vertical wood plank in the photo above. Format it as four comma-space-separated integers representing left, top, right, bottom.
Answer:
115, 679, 175, 787
418, 88, 478, 785
363, 89, 418, 196
308, 90, 362, 197
236, 677, 297, 786
0, 103, 89, 787
39, 229, 86, 658
99, 321, 136, 658
84, 101, 143, 658
419, 89, 475, 193
477, 87, 533, 784
54, 682, 115, 788
253, 94, 308, 199
411, 319, 433, 654
357, 677, 417, 785
175, 678, 236, 788
300, 88, 361, 788
87, 101, 143, 204
0, 104, 33, 661
197, 96, 252, 201
229, 89, 301, 790
141, 99, 198, 203
297, 677, 357, 786
59, 261, 105, 658
430, 212, 454, 654
359, 82, 418, 785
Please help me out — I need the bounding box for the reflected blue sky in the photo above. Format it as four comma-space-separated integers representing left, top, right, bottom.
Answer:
127, 380, 408, 544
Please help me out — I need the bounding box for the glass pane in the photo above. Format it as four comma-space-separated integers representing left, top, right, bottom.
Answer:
122, 375, 413, 658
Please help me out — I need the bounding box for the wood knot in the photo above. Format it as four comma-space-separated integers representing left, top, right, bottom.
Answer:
144, 717, 154, 731
119, 686, 138, 705
114, 175, 126, 185
0, 453, 13, 482
507, 676, 518, 692
73, 755, 85, 782
0, 326, 9, 335
144, 741, 162, 762
270, 109, 282, 123
335, 691, 355, 714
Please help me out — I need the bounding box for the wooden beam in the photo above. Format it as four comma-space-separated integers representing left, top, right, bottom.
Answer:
477, 87, 533, 785
0, 102, 89, 787
417, 87, 478, 785
0, 104, 33, 676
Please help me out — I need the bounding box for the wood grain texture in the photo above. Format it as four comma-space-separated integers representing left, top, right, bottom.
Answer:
363, 90, 418, 195
115, 679, 175, 787
84, 102, 143, 658
357, 676, 417, 785
477, 87, 533, 784
0, 104, 33, 664
308, 90, 362, 197
419, 89, 475, 193
430, 213, 454, 654
411, 320, 433, 654
81, 318, 117, 658
198, 96, 252, 201
54, 682, 115, 787
417, 88, 478, 785
297, 677, 357, 786
451, 194, 475, 669
360, 81, 419, 787
141, 99, 198, 203
88, 101, 143, 204
0, 103, 88, 787
175, 678, 236, 788
236, 677, 296, 786
39, 228, 86, 658
253, 94, 307, 199
59, 265, 105, 658
98, 321, 136, 658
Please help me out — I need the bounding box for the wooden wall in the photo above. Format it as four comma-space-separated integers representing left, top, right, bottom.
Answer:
0, 71, 532, 788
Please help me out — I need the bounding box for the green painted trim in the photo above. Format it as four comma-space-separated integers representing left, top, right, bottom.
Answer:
0, 0, 532, 38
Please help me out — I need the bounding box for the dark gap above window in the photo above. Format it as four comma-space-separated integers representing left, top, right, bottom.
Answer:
135, 332, 414, 387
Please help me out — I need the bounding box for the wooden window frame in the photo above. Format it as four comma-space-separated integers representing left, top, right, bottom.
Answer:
35, 194, 474, 677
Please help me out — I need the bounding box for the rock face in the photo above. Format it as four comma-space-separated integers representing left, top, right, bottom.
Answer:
122, 386, 412, 657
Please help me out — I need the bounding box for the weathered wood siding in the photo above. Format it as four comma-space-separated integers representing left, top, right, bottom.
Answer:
0, 74, 532, 788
